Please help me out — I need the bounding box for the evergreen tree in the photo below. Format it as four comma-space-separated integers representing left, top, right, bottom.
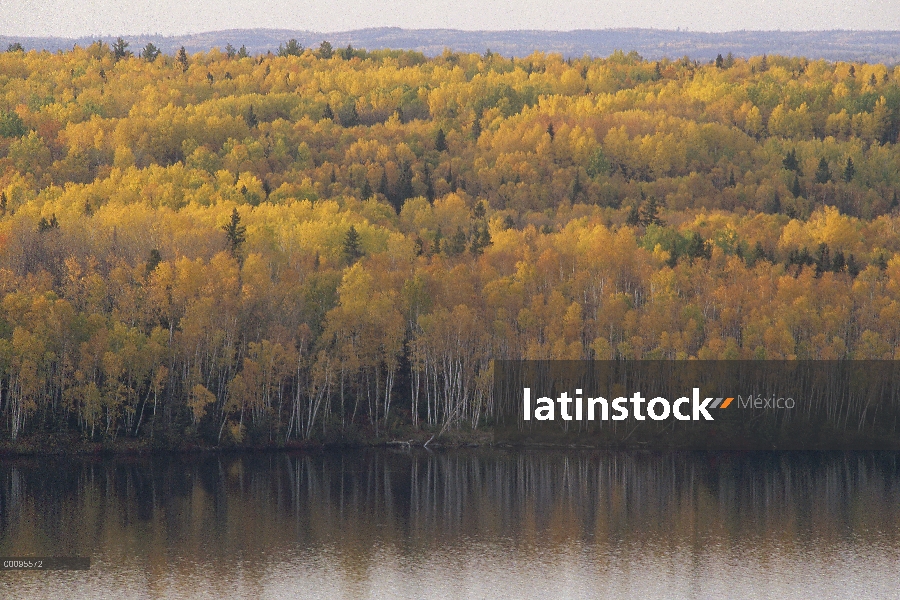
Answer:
378, 170, 388, 197
222, 208, 246, 258
847, 254, 861, 277
792, 175, 803, 198
338, 100, 359, 127
7, 43, 24, 52
322, 103, 334, 120
176, 46, 188, 72
469, 226, 491, 255
815, 157, 831, 184
435, 128, 447, 152
225, 43, 236, 59
472, 200, 486, 221
141, 43, 161, 62
782, 148, 800, 172
444, 227, 467, 256
747, 241, 766, 266
432, 226, 443, 254
146, 249, 162, 275
38, 214, 59, 232
814, 243, 831, 276
715, 53, 724, 69
843, 157, 855, 182
318, 41, 333, 59
277, 39, 303, 57
640, 196, 663, 226
546, 123, 555, 140
237, 45, 249, 59
244, 105, 258, 128
392, 162, 414, 212
685, 232, 710, 261
0, 191, 6, 215
112, 37, 130, 61
472, 116, 482, 140
625, 204, 641, 226
361, 178, 372, 199
342, 226, 364, 264
448, 165, 457, 192
832, 249, 846, 273
424, 163, 435, 202
570, 170, 583, 200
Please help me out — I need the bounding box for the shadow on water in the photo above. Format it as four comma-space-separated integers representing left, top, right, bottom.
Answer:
1, 450, 899, 599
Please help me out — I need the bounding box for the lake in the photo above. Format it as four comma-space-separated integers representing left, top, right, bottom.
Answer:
1, 449, 898, 599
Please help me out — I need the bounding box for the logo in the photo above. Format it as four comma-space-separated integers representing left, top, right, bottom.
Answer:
520, 389, 791, 422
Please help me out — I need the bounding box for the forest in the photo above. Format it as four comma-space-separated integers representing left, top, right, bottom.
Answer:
1, 39, 900, 447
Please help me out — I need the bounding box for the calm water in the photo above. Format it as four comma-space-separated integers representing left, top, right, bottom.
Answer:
1, 449, 899, 599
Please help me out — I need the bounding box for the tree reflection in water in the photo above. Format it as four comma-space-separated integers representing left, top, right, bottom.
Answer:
1, 450, 898, 599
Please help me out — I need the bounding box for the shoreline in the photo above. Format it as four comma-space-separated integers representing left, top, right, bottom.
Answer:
2, 429, 898, 457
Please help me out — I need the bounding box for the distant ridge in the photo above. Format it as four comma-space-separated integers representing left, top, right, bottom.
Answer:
3, 28, 899, 64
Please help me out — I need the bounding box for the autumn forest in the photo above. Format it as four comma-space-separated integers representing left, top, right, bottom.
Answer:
1, 39, 900, 446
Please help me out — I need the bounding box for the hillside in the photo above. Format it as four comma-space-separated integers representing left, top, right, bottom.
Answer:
0, 44, 899, 446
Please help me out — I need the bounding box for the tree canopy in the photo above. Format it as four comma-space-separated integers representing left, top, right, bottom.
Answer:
0, 44, 899, 444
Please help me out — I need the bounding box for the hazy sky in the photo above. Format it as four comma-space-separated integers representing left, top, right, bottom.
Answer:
2, 0, 898, 37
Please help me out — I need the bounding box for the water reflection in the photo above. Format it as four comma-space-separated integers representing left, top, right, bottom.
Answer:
1, 450, 898, 599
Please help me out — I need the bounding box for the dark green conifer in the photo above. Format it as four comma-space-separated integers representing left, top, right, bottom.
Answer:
342, 225, 364, 264
222, 208, 246, 257
141, 43, 161, 62
435, 128, 447, 152
815, 157, 831, 184
842, 157, 855, 182
792, 175, 803, 198
112, 37, 130, 61
176, 46, 188, 72
146, 249, 162, 275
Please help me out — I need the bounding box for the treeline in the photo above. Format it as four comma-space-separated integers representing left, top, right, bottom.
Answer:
1, 44, 900, 444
